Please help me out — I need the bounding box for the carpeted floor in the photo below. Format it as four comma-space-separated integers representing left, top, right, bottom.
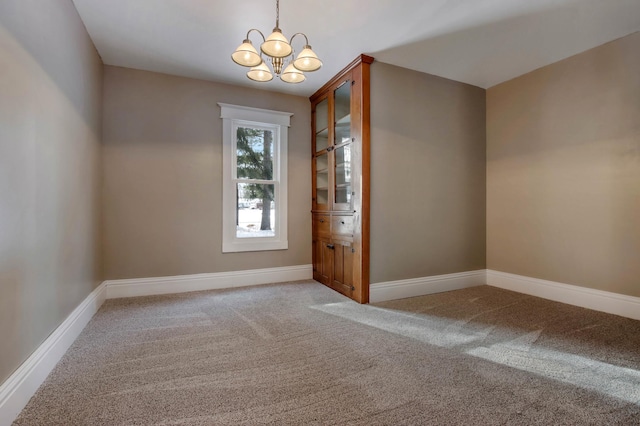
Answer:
14, 282, 640, 425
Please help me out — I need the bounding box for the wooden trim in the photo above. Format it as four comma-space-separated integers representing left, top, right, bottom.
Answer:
310, 54, 375, 103
360, 58, 371, 303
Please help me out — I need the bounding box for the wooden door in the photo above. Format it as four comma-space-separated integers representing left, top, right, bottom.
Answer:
332, 240, 354, 295
321, 240, 334, 286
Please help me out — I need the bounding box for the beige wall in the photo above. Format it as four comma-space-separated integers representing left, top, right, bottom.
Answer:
0, 0, 103, 383
102, 66, 311, 279
487, 32, 640, 297
369, 62, 486, 283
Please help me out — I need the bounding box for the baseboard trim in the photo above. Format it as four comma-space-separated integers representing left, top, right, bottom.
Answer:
369, 270, 486, 303
0, 283, 107, 426
105, 264, 314, 299
487, 270, 640, 321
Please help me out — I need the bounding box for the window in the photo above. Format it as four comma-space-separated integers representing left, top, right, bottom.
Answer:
219, 103, 292, 252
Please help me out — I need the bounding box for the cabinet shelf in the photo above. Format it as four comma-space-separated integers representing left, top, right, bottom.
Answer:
316, 168, 329, 173
336, 115, 351, 126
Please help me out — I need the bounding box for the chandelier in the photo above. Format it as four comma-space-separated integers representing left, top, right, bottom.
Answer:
231, 0, 322, 84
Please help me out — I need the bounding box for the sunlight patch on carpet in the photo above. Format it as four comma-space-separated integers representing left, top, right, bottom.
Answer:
311, 302, 493, 348
313, 302, 640, 406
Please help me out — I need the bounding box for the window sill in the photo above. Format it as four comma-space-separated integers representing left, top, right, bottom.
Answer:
222, 240, 288, 253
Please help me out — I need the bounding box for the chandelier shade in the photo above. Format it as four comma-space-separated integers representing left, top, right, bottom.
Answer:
247, 62, 274, 82
261, 29, 292, 58
280, 63, 305, 83
231, 39, 262, 67
293, 45, 322, 72
231, 0, 322, 84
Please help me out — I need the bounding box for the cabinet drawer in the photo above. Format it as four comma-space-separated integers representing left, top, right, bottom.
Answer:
313, 214, 330, 237
332, 215, 354, 236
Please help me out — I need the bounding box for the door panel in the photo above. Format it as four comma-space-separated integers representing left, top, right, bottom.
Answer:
314, 239, 332, 286
332, 240, 354, 294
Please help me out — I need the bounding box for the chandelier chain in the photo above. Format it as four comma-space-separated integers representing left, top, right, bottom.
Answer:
276, 0, 280, 28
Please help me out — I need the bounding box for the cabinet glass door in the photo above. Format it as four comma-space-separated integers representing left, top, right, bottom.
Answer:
315, 98, 329, 152
315, 152, 329, 207
313, 96, 330, 210
333, 81, 352, 210
334, 144, 351, 205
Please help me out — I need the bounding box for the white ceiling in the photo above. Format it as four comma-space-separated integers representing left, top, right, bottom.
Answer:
72, 0, 640, 97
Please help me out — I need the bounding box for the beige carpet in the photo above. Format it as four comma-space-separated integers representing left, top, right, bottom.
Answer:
14, 282, 640, 425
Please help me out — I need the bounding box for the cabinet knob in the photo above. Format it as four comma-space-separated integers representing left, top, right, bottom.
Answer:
327, 244, 335, 250
341, 220, 345, 224
319, 219, 324, 223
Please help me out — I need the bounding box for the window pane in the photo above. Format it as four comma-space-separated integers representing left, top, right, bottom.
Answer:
236, 183, 276, 238
236, 127, 274, 180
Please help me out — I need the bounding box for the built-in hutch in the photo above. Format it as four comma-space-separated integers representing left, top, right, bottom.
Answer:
310, 55, 373, 303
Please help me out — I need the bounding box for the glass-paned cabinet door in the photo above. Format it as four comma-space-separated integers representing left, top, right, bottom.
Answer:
314, 151, 330, 208
334, 144, 352, 205
315, 98, 329, 152
334, 81, 351, 145
333, 80, 352, 209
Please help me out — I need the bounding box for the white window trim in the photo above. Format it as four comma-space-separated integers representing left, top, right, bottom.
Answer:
219, 103, 293, 253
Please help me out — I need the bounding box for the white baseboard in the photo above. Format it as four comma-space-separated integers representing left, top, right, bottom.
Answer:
487, 269, 640, 321
0, 283, 107, 426
369, 270, 486, 303
105, 264, 313, 299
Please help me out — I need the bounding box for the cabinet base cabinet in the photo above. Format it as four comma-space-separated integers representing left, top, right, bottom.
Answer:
313, 237, 357, 298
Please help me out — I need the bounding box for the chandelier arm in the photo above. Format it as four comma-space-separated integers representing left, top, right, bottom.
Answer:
246, 28, 266, 43
289, 32, 310, 46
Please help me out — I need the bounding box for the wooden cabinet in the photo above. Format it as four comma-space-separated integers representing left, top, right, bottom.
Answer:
310, 55, 373, 303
